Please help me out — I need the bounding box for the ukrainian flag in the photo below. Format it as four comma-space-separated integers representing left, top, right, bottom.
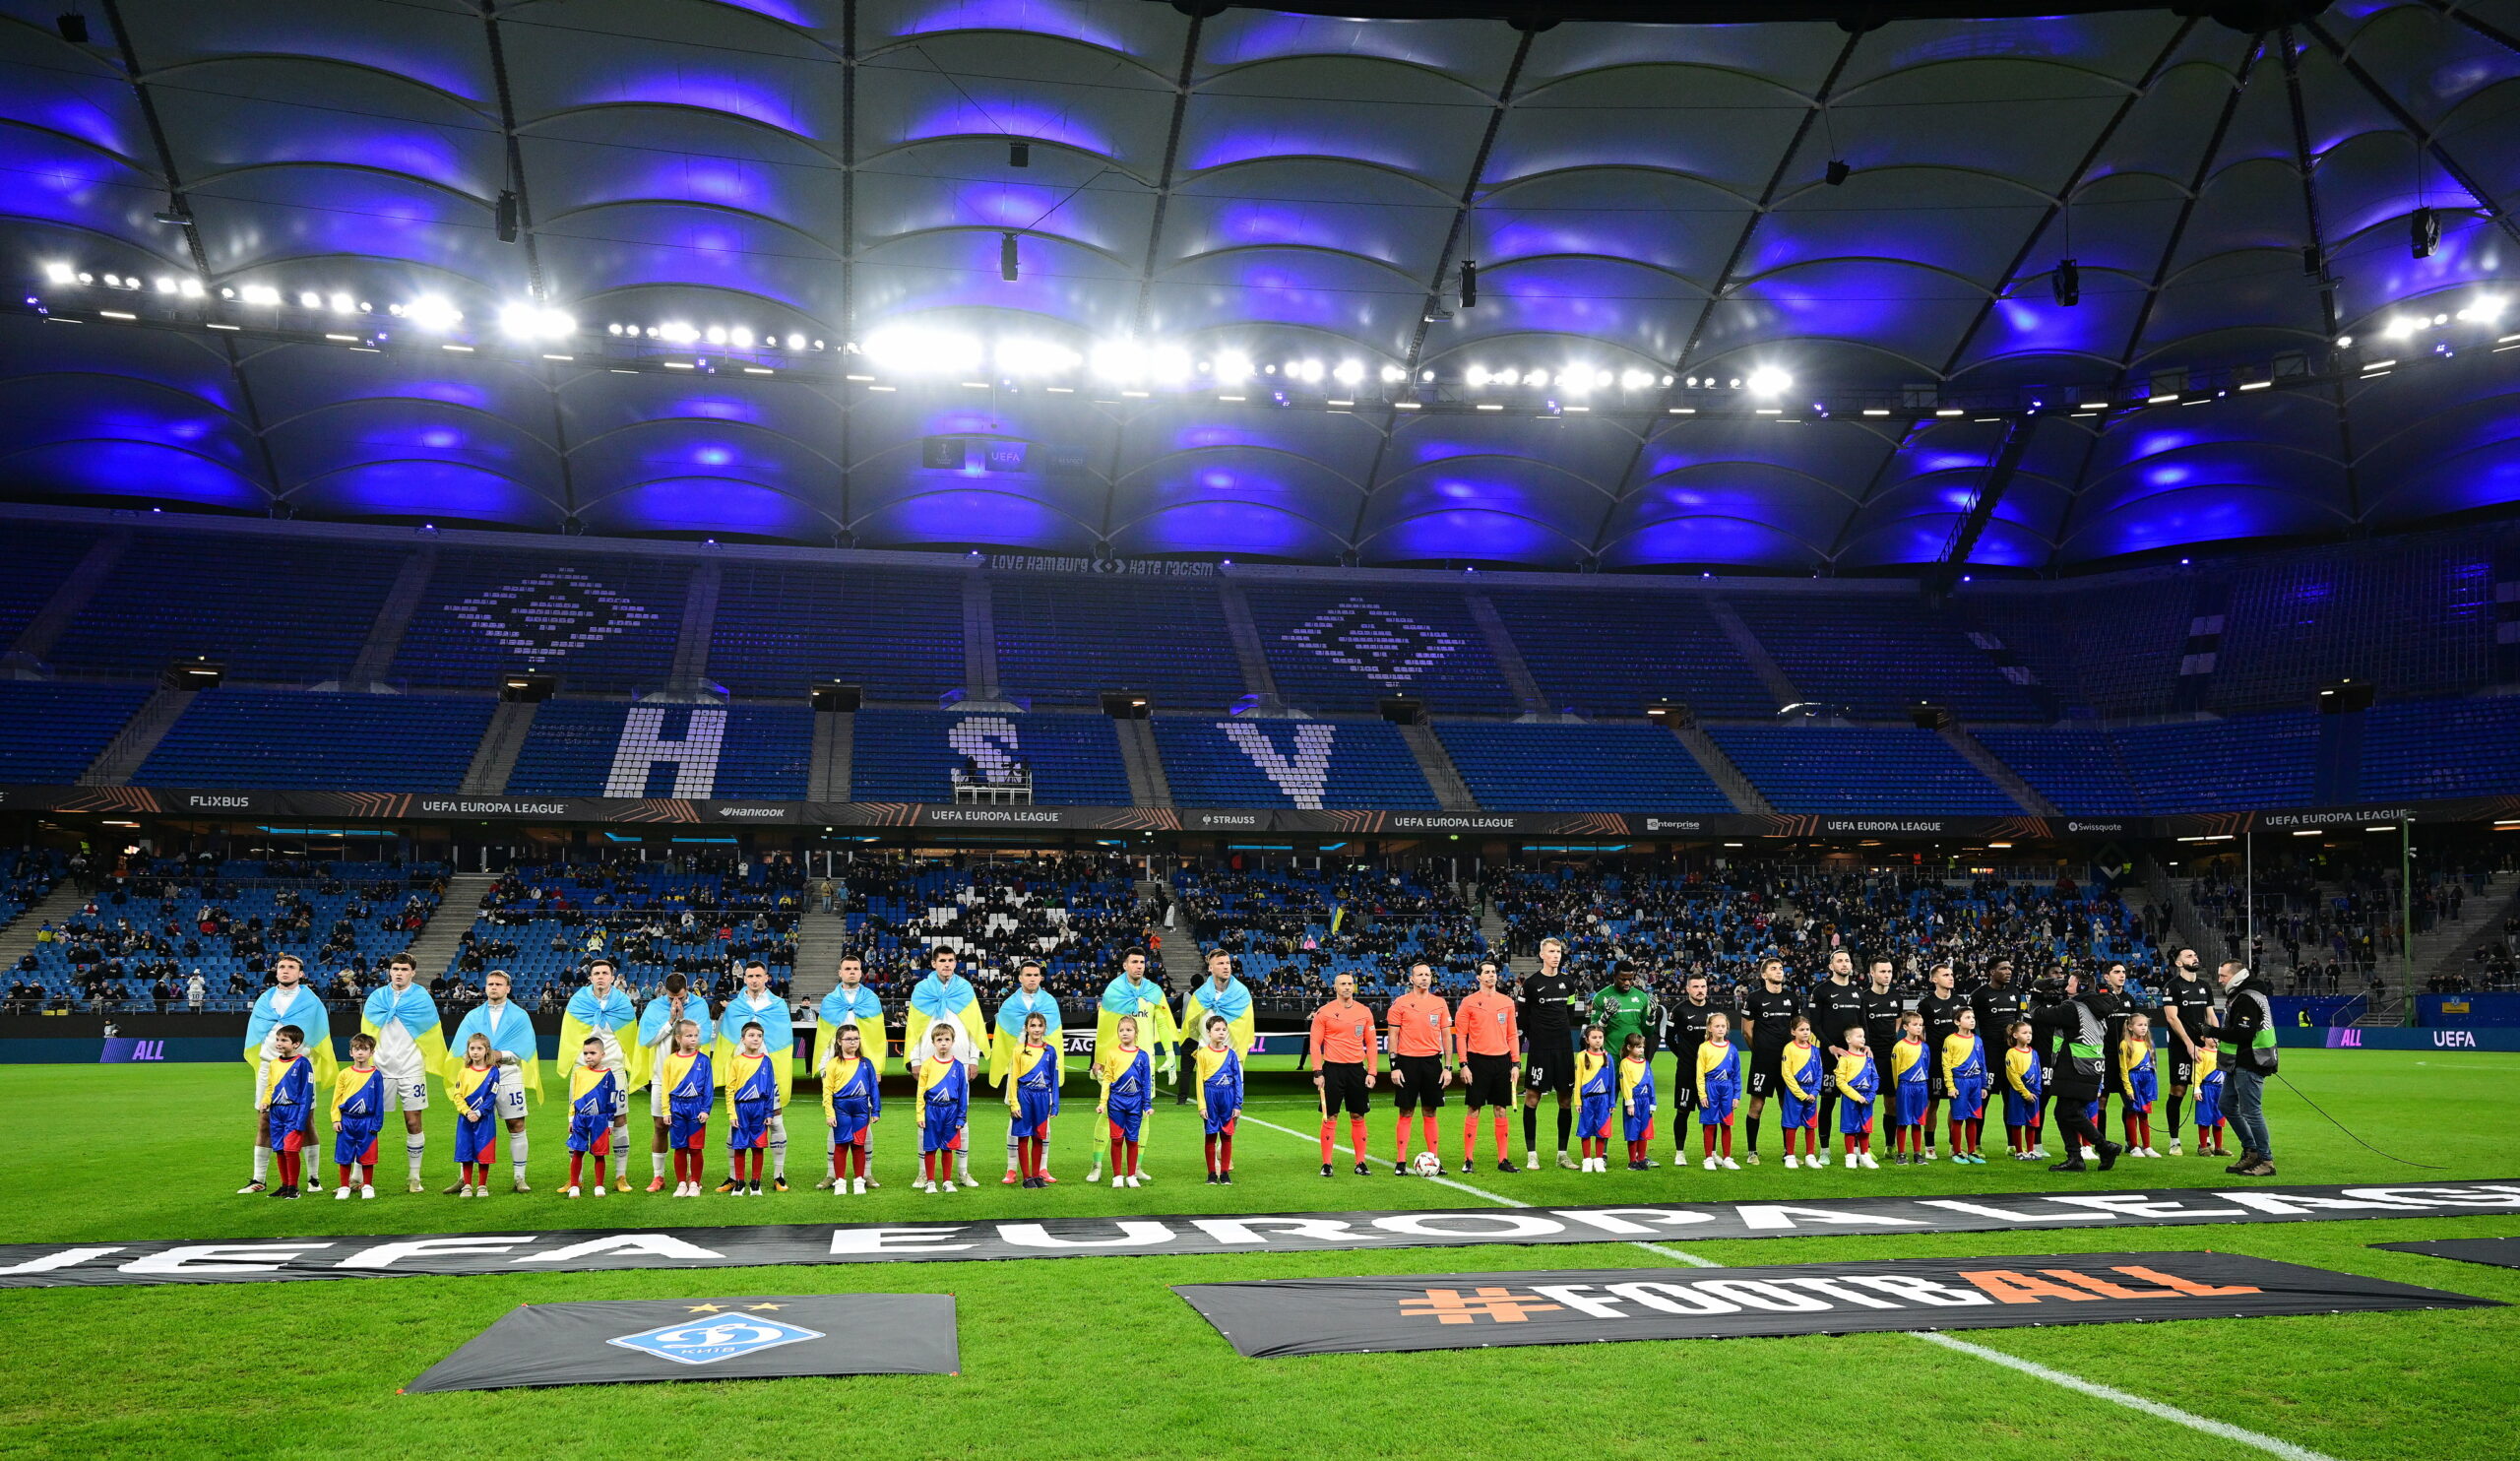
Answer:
450, 1000, 542, 1103
987, 987, 1064, 1087
714, 990, 794, 1101
359, 984, 453, 1089
1181, 977, 1255, 1058
813, 984, 888, 1076
243, 984, 337, 1090
904, 972, 983, 1069
561, 985, 647, 1093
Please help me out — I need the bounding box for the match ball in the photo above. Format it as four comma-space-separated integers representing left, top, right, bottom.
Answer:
1410, 1151, 1443, 1175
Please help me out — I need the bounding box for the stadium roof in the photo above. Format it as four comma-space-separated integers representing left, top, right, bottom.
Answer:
2, 0, 2515, 571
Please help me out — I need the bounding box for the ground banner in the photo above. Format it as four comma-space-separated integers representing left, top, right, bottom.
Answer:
1171, 1251, 2499, 1358
403, 1294, 957, 1392
2371, 1236, 2520, 1270
5, 1179, 2517, 1290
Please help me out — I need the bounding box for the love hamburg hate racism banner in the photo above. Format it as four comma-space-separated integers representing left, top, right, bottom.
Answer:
1169, 1251, 2501, 1359
6, 1180, 2519, 1289
404, 1294, 958, 1393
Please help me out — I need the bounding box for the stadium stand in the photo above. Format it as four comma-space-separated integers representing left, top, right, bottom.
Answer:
135, 689, 492, 791
0, 681, 154, 783
2107, 712, 2319, 813
0, 523, 100, 648
1956, 580, 2192, 721
0, 848, 64, 929
44, 534, 407, 684
1485, 589, 1776, 719
1240, 583, 1520, 714
1970, 727, 2146, 816
1150, 717, 1436, 809
1729, 594, 2045, 722
841, 854, 1148, 994
850, 709, 1132, 805
445, 857, 803, 1002
2359, 696, 2520, 802
392, 550, 688, 693
506, 700, 814, 799
1706, 727, 2021, 813
708, 561, 964, 701
2212, 538, 2500, 714
1434, 723, 1733, 811
1171, 863, 1485, 995
993, 574, 1245, 710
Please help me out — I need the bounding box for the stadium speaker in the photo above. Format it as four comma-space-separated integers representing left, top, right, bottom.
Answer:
163, 659, 222, 691
1000, 231, 1020, 282
2050, 258, 2080, 306
1823, 159, 1851, 187
55, 13, 87, 41
1378, 697, 1427, 726
1008, 141, 1030, 167
2410, 207, 2440, 259
2316, 679, 2374, 714
1100, 691, 1153, 720
494, 190, 519, 243
500, 671, 555, 703
1909, 703, 1952, 730
1458, 260, 1477, 309
1643, 700, 1695, 728
811, 680, 863, 713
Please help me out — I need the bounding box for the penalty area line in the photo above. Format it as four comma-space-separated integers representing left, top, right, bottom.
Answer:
1239, 1112, 2340, 1461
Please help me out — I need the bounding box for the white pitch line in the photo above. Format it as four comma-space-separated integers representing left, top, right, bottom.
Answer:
1240, 1108, 2339, 1460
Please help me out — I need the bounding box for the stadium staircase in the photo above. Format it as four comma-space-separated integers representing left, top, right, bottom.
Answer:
1462, 593, 1550, 716
335, 545, 435, 690
2140, 856, 2219, 963
1663, 721, 1774, 813
1938, 723, 2060, 815
2407, 871, 2518, 991
1114, 719, 1174, 806
0, 880, 90, 973
1214, 579, 1288, 710
786, 891, 852, 1009
1704, 599, 1800, 709
78, 686, 196, 785
1395, 722, 1480, 811
2, 530, 126, 675
807, 709, 853, 799
1480, 898, 1536, 975
459, 701, 538, 794
1153, 886, 1207, 988
403, 873, 495, 977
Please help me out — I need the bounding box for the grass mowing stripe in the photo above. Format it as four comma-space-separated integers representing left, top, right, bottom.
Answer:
1243, 1110, 2344, 1461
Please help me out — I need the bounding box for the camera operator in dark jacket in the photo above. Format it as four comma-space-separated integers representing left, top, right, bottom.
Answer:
2217, 961, 2279, 1176
2032, 980, 2122, 1173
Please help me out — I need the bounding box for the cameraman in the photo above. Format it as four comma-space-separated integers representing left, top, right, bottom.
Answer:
2217, 961, 2278, 1176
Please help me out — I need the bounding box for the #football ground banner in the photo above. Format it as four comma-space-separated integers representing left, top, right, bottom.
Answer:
4, 1180, 2518, 1290
403, 1294, 957, 1392
1171, 1251, 2499, 1358
2370, 1236, 2520, 1271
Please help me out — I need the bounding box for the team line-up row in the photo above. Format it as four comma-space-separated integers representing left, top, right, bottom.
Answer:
239, 941, 2239, 1198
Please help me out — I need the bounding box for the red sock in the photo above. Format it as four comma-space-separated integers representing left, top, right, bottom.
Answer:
1220, 1132, 1232, 1170
336, 1163, 350, 1187
1861, 1133, 1873, 1154
360, 1163, 373, 1188
1492, 1112, 1509, 1162
1204, 1133, 1218, 1175
1419, 1114, 1437, 1157
1721, 1123, 1733, 1157
1970, 1118, 1984, 1153
1701, 1125, 1715, 1156
1319, 1118, 1335, 1165
1463, 1113, 1479, 1164
1395, 1118, 1412, 1164
1126, 1140, 1141, 1177
1109, 1137, 1124, 1175
1349, 1116, 1368, 1164
568, 1154, 583, 1186
2030, 1120, 2044, 1149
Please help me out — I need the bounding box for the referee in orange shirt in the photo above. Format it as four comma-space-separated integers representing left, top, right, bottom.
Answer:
1455, 961, 1520, 1174
1386, 962, 1454, 1175
1309, 973, 1379, 1176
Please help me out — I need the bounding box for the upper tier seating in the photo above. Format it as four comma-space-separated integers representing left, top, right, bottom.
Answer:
1150, 717, 1436, 809
1971, 727, 2146, 815
994, 574, 1245, 710
1707, 727, 2020, 813
137, 689, 490, 791
708, 561, 964, 701
49, 533, 405, 683
507, 700, 814, 798
0, 523, 100, 649
1242, 584, 1520, 714
850, 710, 1132, 805
1435, 722, 1734, 811
1488, 589, 1775, 718
2358, 697, 2520, 802
0, 681, 153, 783
393, 550, 689, 693
1731, 594, 2045, 722
2104, 712, 2318, 812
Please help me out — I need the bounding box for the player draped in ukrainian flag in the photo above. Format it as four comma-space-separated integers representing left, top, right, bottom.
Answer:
240, 952, 333, 1194
1943, 1006, 1990, 1164
1573, 1025, 1614, 1173
1004, 1010, 1060, 1189
330, 1032, 385, 1200
639, 974, 714, 1193
990, 960, 1063, 1183
564, 1036, 621, 1198
723, 1021, 781, 1196
449, 969, 539, 1192
560, 959, 641, 1188
812, 956, 887, 1189
361, 952, 452, 1195
1778, 1016, 1826, 1170
906, 948, 984, 1186
1695, 1012, 1741, 1169
1095, 950, 1177, 1179
715, 960, 792, 1192
448, 1032, 504, 1197
1176, 949, 1253, 1107
1194, 1012, 1243, 1184
660, 1019, 715, 1197
914, 1022, 972, 1194
1097, 1015, 1153, 1189
1617, 1031, 1657, 1172
821, 1023, 882, 1195
256, 1024, 315, 1199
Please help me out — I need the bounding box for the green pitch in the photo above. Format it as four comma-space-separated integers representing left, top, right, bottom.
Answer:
2, 1050, 2516, 1460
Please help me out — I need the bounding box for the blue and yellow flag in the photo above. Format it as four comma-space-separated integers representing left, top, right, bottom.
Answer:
244, 984, 337, 1091
638, 992, 715, 1093
360, 983, 454, 1090
1181, 976, 1255, 1058
904, 973, 983, 1071
813, 984, 888, 1077
714, 990, 794, 1101
561, 984, 645, 1092
988, 986, 1064, 1087
450, 1000, 541, 1104
1097, 974, 1179, 1079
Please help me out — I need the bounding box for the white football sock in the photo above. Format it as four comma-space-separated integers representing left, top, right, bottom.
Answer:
610, 1120, 629, 1179
405, 1134, 425, 1182
509, 1131, 529, 1181
252, 1145, 271, 1182
653, 1151, 666, 1178
769, 1114, 787, 1179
